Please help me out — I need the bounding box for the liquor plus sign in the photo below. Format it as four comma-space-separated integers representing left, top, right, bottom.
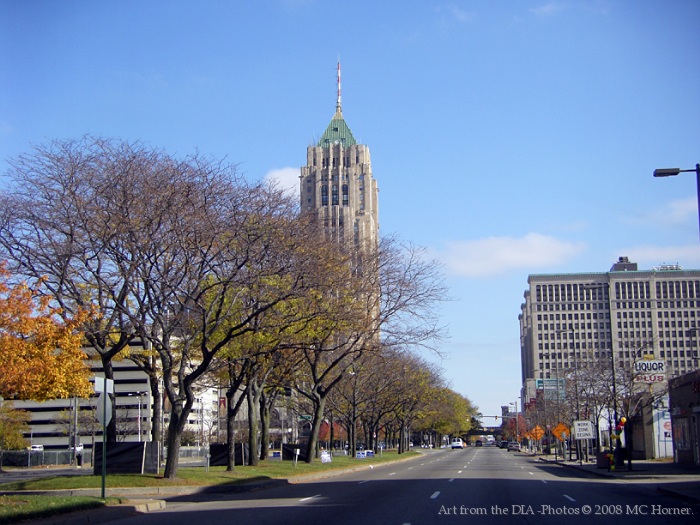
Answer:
633, 360, 667, 384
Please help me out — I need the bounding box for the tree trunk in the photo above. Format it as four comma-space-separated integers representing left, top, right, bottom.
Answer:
163, 403, 188, 479
304, 394, 326, 463
225, 384, 247, 471
247, 384, 261, 467
259, 390, 270, 461
101, 356, 118, 442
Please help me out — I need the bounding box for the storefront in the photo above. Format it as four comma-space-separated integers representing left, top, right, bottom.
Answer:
668, 370, 700, 466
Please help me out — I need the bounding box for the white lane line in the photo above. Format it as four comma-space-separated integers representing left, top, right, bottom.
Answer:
564, 495, 576, 502
388, 472, 396, 476
457, 470, 463, 474
528, 472, 534, 476
299, 494, 321, 502
541, 480, 548, 484
430, 491, 441, 499
359, 480, 370, 484
449, 478, 455, 482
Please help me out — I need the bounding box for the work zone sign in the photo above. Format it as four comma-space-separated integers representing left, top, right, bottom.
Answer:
633, 360, 666, 384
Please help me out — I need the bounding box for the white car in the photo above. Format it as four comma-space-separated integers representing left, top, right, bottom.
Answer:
451, 438, 464, 449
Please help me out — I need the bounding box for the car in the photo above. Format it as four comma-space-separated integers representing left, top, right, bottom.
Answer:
507, 442, 521, 452
499, 440, 509, 449
69, 443, 84, 453
475, 440, 482, 447
451, 438, 464, 449
28, 444, 44, 451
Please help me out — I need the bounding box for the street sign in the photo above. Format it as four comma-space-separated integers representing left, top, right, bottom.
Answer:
552, 423, 570, 442
573, 420, 595, 440
531, 425, 545, 440
633, 360, 666, 383
95, 392, 113, 426
93, 376, 114, 394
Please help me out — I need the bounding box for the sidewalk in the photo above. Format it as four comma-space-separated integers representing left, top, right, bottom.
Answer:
531, 452, 700, 504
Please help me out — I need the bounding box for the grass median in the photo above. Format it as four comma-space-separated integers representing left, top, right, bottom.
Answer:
0, 450, 418, 523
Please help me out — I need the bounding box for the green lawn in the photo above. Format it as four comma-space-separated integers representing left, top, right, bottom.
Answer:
0, 495, 119, 524
0, 451, 417, 523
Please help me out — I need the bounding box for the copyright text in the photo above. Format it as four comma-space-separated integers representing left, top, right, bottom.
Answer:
437, 504, 693, 516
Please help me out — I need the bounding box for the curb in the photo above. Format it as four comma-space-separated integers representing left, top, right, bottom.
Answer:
17, 499, 167, 525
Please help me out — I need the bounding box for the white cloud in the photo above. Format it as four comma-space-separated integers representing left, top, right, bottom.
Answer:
446, 5, 474, 22
531, 1, 566, 17
621, 197, 697, 229
649, 197, 696, 226
264, 167, 300, 199
433, 233, 587, 278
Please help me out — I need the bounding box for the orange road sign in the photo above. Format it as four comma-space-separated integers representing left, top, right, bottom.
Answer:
552, 423, 570, 441
531, 425, 545, 440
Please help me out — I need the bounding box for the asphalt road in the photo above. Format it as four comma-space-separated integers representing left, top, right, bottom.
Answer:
107, 447, 698, 525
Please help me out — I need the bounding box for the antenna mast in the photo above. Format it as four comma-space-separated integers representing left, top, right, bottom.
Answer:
336, 60, 342, 114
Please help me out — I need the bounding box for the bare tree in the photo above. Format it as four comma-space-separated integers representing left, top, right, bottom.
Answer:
0, 137, 161, 440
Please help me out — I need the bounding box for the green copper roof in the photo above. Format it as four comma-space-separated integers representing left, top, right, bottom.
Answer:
318, 109, 357, 147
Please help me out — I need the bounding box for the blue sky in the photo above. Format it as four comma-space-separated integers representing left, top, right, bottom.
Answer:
2, 0, 699, 420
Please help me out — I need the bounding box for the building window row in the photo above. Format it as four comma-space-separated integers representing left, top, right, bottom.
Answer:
655, 280, 700, 299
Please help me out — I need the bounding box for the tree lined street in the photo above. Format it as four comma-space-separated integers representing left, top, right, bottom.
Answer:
95, 448, 698, 525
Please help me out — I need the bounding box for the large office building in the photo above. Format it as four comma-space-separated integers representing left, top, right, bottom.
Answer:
519, 256, 700, 403
299, 63, 379, 250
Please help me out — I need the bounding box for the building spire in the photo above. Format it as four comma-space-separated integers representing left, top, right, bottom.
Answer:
336, 60, 342, 116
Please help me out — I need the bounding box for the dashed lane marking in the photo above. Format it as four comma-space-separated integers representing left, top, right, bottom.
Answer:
431, 491, 441, 499
299, 494, 321, 502
564, 495, 576, 502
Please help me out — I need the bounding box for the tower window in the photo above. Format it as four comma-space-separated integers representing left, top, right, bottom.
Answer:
332, 185, 339, 205
342, 184, 348, 206
321, 185, 328, 206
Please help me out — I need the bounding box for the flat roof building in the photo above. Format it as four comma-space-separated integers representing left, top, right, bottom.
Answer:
519, 257, 700, 404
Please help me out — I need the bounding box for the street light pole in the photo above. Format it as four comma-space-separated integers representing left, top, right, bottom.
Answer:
128, 392, 145, 442
653, 163, 700, 243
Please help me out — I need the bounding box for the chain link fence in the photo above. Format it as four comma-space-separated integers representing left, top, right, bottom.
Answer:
0, 450, 92, 468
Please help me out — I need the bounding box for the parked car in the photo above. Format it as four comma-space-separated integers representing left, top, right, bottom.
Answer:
499, 440, 509, 449
475, 440, 482, 447
451, 438, 464, 449
28, 444, 44, 451
69, 443, 84, 453
507, 442, 521, 452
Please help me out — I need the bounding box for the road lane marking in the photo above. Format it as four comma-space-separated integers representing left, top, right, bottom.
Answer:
541, 480, 548, 484
300, 494, 321, 502
564, 495, 575, 502
449, 478, 455, 482
431, 491, 440, 499
359, 480, 370, 484
388, 472, 396, 476
528, 472, 534, 476
457, 470, 462, 474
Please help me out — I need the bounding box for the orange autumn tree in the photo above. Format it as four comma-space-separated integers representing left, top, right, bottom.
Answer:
0, 263, 91, 401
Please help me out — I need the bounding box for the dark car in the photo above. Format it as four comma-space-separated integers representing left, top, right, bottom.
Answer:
475, 440, 482, 447
500, 440, 509, 449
